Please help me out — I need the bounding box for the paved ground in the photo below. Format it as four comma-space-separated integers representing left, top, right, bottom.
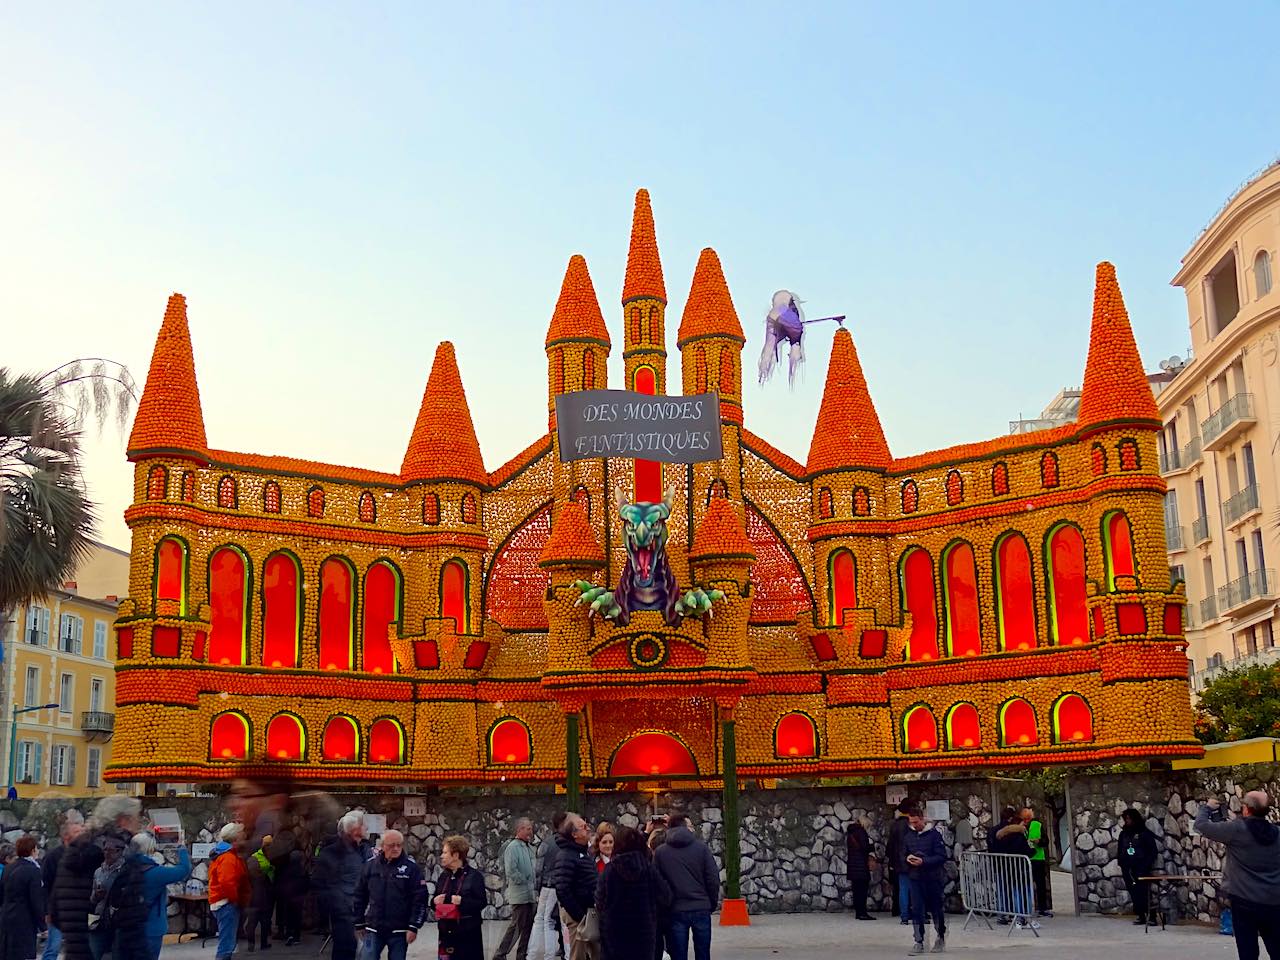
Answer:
161, 912, 1232, 959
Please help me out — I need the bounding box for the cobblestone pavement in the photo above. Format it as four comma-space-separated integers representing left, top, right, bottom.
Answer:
160, 911, 1232, 959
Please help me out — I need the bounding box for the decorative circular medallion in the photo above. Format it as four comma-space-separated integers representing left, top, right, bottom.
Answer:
628, 633, 669, 670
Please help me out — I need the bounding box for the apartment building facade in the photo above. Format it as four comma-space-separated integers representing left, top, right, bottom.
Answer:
0, 541, 130, 797
1161, 161, 1280, 692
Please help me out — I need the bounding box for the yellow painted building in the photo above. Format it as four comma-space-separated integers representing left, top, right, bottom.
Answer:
1, 541, 130, 798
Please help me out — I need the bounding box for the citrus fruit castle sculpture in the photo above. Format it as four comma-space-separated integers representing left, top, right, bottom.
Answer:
107, 190, 1201, 797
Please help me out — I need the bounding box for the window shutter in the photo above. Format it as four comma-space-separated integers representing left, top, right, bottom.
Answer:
33, 742, 44, 784
40, 608, 51, 645
74, 617, 83, 655
68, 747, 77, 787
26, 607, 38, 643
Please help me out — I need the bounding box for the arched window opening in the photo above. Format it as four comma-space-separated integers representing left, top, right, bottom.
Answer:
1052, 694, 1094, 743
321, 716, 360, 762
817, 487, 834, 519
943, 542, 981, 657
263, 481, 282, 513
829, 549, 857, 627
901, 480, 919, 514
362, 561, 401, 675
571, 485, 592, 519
995, 533, 1037, 651
1103, 511, 1136, 590
358, 491, 376, 523
706, 479, 728, 504
694, 346, 708, 393
155, 537, 187, 615
1256, 250, 1273, 297
440, 560, 469, 632
946, 703, 981, 750
210, 712, 249, 760
775, 713, 818, 758
422, 493, 440, 525
629, 306, 642, 344
992, 462, 1010, 496
181, 472, 196, 502
1040, 452, 1059, 488
903, 706, 938, 752
1117, 438, 1140, 471
208, 546, 248, 666
490, 719, 532, 764
318, 557, 355, 671
553, 351, 565, 394
217, 475, 238, 509
582, 350, 596, 390
1047, 524, 1089, 645
1090, 444, 1107, 476
999, 699, 1039, 747
945, 470, 964, 506
262, 552, 301, 668
718, 348, 735, 396
307, 486, 325, 518
369, 718, 405, 764
853, 487, 871, 516
901, 548, 939, 661
147, 466, 168, 500
632, 366, 661, 503
265, 714, 304, 761
609, 732, 697, 777
461, 493, 478, 525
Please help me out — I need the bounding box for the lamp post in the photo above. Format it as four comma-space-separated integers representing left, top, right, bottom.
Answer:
7, 702, 60, 794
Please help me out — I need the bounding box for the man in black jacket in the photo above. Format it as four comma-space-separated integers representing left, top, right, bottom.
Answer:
41, 813, 84, 960
902, 805, 947, 955
312, 810, 370, 960
652, 814, 720, 960
354, 830, 427, 960
552, 813, 599, 960
885, 800, 913, 924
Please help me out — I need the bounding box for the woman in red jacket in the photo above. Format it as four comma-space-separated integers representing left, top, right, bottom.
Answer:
208, 824, 251, 960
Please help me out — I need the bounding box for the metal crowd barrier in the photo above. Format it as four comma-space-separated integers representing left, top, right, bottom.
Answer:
959, 851, 1040, 937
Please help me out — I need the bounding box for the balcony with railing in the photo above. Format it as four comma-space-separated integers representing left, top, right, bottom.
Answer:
1199, 594, 1219, 623
80, 711, 115, 739
1159, 437, 1203, 475
1193, 644, 1280, 691
1223, 484, 1261, 527
1201, 393, 1256, 451
1165, 523, 1185, 552
1192, 515, 1211, 545
1218, 568, 1277, 616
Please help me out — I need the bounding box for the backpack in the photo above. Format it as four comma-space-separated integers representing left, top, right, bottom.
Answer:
106, 857, 154, 930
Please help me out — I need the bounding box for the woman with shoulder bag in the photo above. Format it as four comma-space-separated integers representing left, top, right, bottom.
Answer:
433, 835, 486, 960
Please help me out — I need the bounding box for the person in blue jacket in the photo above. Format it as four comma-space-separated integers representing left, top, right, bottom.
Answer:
128, 831, 193, 960
902, 805, 947, 955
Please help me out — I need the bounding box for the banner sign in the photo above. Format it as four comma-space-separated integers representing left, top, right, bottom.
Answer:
555, 389, 723, 464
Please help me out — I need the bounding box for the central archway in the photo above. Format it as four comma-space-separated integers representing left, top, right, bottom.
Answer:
609, 732, 698, 777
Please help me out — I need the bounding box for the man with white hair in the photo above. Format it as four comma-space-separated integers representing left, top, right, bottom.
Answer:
354, 828, 427, 960
1197, 790, 1280, 960
494, 818, 537, 960
313, 810, 371, 960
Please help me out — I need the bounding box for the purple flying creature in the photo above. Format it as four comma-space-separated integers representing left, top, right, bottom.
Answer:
757, 290, 845, 388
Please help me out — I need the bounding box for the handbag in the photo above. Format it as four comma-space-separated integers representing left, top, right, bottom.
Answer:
436, 869, 462, 922
575, 907, 601, 943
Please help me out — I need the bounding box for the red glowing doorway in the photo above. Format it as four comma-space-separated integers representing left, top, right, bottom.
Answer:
609, 732, 698, 778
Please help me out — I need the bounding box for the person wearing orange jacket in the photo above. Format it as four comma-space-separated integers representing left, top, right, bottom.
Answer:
208, 823, 252, 960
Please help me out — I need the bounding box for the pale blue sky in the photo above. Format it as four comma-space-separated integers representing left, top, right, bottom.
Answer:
2, 3, 1277, 548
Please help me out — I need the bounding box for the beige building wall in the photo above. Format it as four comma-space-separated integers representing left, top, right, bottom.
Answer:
0, 542, 132, 798
1162, 162, 1280, 692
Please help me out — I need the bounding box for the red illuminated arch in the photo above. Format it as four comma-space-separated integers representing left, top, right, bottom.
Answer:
609, 732, 697, 777
362, 561, 401, 675
942, 542, 981, 657
319, 557, 355, 670
829, 549, 857, 626
999, 698, 1039, 747
945, 703, 981, 750
155, 537, 188, 614
774, 713, 818, 759
995, 532, 1037, 651
368, 718, 406, 764
900, 548, 939, 661
633, 366, 661, 503
208, 546, 249, 666
489, 718, 532, 764
1046, 523, 1089, 645
440, 560, 470, 632
265, 713, 304, 761
321, 716, 360, 762
1052, 693, 1094, 744
903, 705, 938, 752
210, 712, 249, 760
262, 551, 301, 668
1103, 511, 1136, 589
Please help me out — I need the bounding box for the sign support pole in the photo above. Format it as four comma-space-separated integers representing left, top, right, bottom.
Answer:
720, 712, 749, 925
566, 712, 581, 811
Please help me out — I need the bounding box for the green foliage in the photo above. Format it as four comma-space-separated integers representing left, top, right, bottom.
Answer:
1195, 663, 1280, 744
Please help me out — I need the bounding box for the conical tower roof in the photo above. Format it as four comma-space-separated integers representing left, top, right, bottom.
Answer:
401, 342, 487, 485
1077, 261, 1158, 428
538, 501, 605, 568
677, 248, 745, 348
546, 254, 610, 348
127, 293, 208, 460
622, 188, 666, 303
690, 498, 756, 561
806, 327, 891, 474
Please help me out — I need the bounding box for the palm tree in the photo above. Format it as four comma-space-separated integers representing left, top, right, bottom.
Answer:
0, 360, 135, 611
